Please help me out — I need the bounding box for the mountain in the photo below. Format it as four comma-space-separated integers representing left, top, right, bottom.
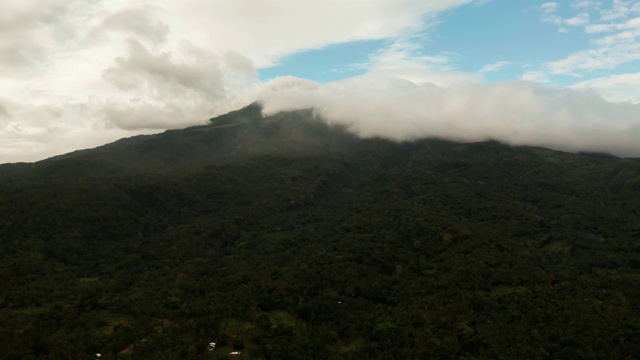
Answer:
1, 104, 639, 359
0, 103, 353, 181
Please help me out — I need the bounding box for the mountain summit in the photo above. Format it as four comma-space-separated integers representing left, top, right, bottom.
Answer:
1, 105, 639, 359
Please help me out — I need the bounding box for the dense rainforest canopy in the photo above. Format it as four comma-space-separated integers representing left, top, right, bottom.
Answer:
1, 104, 639, 359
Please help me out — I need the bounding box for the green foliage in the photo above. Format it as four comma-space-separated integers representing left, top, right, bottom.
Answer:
0, 104, 639, 358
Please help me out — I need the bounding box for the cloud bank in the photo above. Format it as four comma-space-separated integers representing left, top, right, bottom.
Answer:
255, 74, 640, 157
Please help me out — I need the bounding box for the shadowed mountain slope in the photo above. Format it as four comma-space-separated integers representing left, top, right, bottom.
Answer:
0, 104, 356, 181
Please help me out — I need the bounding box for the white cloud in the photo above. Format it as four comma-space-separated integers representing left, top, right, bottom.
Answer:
545, 42, 640, 75
538, 3, 590, 29
480, 60, 512, 73
0, 95, 162, 163
538, 2, 591, 28
347, 36, 466, 86
0, 0, 477, 163
156, 0, 474, 68
100, 7, 169, 45
0, 0, 75, 74
540, 2, 563, 25
0, 99, 9, 120
571, 72, 640, 103
599, 0, 635, 21
365, 39, 452, 72
257, 75, 640, 157
566, 13, 591, 26
585, 23, 616, 33
339, 69, 477, 89
586, 15, 640, 34
521, 71, 550, 83
572, 1, 602, 10
541, 2, 559, 13
530, 1, 640, 81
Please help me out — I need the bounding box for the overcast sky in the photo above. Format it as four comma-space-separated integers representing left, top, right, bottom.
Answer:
1, 0, 640, 163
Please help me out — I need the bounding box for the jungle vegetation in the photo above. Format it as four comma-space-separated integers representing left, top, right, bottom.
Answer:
1, 104, 639, 359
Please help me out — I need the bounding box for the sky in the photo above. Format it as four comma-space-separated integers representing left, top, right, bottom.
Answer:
1, 0, 640, 163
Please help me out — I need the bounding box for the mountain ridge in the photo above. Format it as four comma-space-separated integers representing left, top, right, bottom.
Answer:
0, 103, 639, 359
1, 103, 637, 183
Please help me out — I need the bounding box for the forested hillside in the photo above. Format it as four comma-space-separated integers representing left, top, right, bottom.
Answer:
1, 104, 639, 359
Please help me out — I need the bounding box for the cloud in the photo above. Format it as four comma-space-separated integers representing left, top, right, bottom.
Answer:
0, 97, 159, 163
102, 39, 229, 97
566, 13, 591, 26
585, 23, 616, 33
599, 0, 637, 21
539, 2, 591, 28
0, 101, 9, 119
0, 0, 480, 163
527, 1, 640, 82
0, 125, 158, 164
571, 72, 640, 103
545, 43, 640, 75
363, 39, 453, 72
521, 71, 550, 83
346, 36, 469, 87
0, 0, 68, 73
256, 75, 640, 157
586, 15, 640, 34
572, 1, 602, 11
539, 2, 562, 25
480, 60, 512, 73
155, 0, 475, 67
97, 39, 259, 130
101, 8, 169, 45
541, 2, 559, 14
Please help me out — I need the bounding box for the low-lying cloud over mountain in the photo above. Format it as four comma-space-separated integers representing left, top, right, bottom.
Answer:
1, 0, 639, 163
256, 74, 640, 157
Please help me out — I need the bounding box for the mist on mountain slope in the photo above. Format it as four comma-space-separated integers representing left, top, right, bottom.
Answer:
251, 74, 640, 158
